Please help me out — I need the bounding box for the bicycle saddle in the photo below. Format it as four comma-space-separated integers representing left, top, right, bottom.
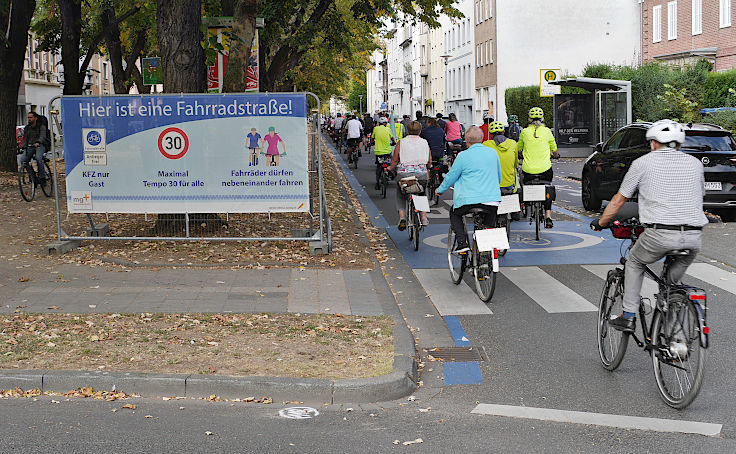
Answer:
467, 207, 492, 214
666, 249, 692, 256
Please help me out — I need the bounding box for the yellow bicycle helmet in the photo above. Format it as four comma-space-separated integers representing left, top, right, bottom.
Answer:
489, 121, 505, 134
529, 107, 544, 120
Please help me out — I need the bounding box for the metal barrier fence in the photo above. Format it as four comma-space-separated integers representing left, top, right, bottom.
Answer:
47, 93, 331, 254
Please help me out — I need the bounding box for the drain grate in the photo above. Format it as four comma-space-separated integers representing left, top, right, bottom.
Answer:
423, 346, 486, 362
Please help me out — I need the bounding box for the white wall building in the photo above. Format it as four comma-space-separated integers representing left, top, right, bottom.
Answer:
442, 0, 475, 126
491, 0, 641, 123
366, 49, 387, 113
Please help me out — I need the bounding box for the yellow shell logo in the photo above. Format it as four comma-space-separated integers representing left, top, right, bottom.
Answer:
544, 71, 557, 82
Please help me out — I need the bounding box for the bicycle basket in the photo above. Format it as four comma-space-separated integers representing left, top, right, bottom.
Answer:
399, 177, 424, 194
612, 225, 645, 239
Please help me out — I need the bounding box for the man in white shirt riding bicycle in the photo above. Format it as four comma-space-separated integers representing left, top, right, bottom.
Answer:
345, 114, 364, 156
591, 119, 708, 332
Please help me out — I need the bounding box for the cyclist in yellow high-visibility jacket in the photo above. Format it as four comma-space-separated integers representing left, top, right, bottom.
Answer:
517, 107, 559, 228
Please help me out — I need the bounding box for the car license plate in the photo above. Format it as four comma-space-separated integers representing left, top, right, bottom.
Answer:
704, 182, 722, 191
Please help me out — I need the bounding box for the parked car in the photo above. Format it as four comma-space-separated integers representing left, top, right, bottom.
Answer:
581, 122, 736, 220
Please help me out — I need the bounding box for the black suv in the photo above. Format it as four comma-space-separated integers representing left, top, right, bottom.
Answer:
582, 122, 736, 219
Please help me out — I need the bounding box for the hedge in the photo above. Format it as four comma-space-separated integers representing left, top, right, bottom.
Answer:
505, 85, 585, 125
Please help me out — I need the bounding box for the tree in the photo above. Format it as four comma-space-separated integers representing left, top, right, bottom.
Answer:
222, 0, 257, 93
0, 0, 36, 172
156, 0, 205, 92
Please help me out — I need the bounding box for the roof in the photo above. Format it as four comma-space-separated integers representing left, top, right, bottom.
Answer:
549, 77, 631, 92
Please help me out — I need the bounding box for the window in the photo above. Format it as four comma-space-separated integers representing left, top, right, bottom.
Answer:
476, 45, 480, 67
667, 1, 677, 40
475, 1, 480, 24
467, 19, 471, 43
103, 62, 108, 80
485, 0, 490, 20
482, 41, 486, 65
653, 5, 662, 42
721, 0, 731, 27
691, 0, 702, 34
488, 39, 493, 64
489, 0, 493, 18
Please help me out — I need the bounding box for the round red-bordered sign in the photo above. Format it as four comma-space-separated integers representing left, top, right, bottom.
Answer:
158, 127, 190, 159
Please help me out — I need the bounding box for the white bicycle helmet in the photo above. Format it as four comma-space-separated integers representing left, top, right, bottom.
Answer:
645, 119, 686, 147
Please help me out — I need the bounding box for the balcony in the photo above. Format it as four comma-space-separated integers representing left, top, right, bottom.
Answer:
420, 62, 428, 77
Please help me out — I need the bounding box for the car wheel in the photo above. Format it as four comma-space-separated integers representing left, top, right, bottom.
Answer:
582, 171, 602, 211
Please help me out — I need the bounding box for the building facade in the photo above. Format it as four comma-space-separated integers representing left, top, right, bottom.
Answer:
642, 0, 736, 70
474, 0, 496, 124
442, 0, 475, 126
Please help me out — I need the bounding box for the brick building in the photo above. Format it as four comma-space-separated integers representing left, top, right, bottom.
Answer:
642, 0, 736, 71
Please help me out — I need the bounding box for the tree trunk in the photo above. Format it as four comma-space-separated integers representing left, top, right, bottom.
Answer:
222, 0, 258, 93
156, 0, 206, 93
101, 6, 127, 94
0, 0, 36, 172
59, 0, 83, 94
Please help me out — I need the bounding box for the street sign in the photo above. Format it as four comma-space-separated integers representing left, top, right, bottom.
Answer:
60, 93, 309, 214
142, 58, 162, 86
540, 69, 561, 97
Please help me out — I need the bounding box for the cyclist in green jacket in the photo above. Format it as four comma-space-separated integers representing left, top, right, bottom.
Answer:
373, 117, 393, 190
483, 121, 518, 192
517, 107, 559, 228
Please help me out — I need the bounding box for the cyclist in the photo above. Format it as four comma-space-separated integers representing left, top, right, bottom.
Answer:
436, 126, 502, 253
479, 113, 494, 142
388, 121, 431, 230
517, 107, 559, 228
506, 114, 522, 141
389, 113, 404, 142
483, 121, 518, 194
345, 114, 363, 157
373, 116, 393, 190
436, 112, 446, 130
590, 119, 708, 332
333, 113, 345, 141
444, 112, 463, 146
363, 112, 374, 151
21, 111, 49, 183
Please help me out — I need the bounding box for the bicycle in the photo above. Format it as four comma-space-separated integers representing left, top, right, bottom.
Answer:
495, 190, 520, 257
18, 149, 53, 202
426, 159, 443, 206
398, 177, 426, 251
596, 218, 709, 409
376, 155, 392, 199
346, 138, 360, 170
447, 208, 501, 302
521, 178, 554, 241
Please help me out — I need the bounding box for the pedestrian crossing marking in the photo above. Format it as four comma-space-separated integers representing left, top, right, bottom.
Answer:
582, 265, 658, 308
413, 269, 492, 315
500, 267, 597, 313
686, 263, 736, 295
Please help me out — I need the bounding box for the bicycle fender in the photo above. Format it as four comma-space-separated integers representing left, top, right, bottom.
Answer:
685, 287, 709, 349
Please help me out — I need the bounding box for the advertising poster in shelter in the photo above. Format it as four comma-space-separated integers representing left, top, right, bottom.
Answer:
61, 93, 309, 214
554, 94, 596, 147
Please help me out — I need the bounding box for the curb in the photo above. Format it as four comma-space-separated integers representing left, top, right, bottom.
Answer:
0, 134, 418, 404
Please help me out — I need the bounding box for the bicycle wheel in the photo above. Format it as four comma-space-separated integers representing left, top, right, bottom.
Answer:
18, 165, 35, 202
412, 208, 420, 251
381, 173, 388, 198
497, 217, 509, 257
597, 269, 629, 370
41, 161, 53, 197
651, 294, 707, 409
534, 203, 542, 240
447, 225, 466, 285
353, 152, 359, 170
473, 241, 496, 302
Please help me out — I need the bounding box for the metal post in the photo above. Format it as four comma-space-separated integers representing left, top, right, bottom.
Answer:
185, 213, 190, 237
307, 93, 325, 245
49, 95, 63, 240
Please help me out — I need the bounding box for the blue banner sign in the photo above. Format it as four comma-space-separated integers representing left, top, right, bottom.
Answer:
61, 93, 309, 214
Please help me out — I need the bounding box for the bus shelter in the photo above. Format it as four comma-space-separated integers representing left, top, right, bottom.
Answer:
549, 77, 632, 156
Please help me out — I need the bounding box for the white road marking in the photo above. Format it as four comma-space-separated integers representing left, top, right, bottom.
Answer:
413, 269, 492, 315
686, 263, 736, 295
426, 206, 450, 218
582, 264, 657, 308
500, 267, 597, 313
471, 403, 722, 437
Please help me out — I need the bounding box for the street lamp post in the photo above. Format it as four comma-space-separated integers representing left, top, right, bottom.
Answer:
440, 54, 451, 117
359, 94, 363, 115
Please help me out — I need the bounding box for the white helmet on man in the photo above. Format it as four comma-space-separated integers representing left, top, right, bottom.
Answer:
645, 119, 686, 147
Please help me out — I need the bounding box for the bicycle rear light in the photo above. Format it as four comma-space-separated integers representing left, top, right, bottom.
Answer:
688, 292, 706, 301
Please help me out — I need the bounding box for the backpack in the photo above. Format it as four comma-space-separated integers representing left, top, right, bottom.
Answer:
508, 123, 521, 142
38, 114, 52, 148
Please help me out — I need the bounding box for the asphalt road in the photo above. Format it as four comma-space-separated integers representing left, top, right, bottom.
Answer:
4, 139, 736, 452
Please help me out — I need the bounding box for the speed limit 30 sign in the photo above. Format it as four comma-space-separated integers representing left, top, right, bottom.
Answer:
158, 127, 190, 159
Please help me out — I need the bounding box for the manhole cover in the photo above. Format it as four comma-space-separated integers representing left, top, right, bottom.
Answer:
423, 346, 486, 362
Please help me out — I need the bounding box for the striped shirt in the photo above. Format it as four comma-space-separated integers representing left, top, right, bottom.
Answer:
618, 148, 708, 227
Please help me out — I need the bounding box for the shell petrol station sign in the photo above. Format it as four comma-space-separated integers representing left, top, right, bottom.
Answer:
540, 69, 561, 97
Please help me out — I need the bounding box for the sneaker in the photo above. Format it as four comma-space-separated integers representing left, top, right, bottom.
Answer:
545, 217, 554, 229
398, 218, 407, 231
454, 242, 470, 254
374, 183, 381, 190
609, 313, 636, 332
